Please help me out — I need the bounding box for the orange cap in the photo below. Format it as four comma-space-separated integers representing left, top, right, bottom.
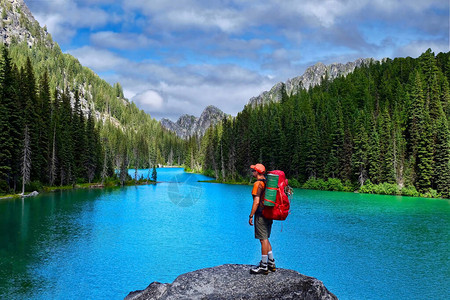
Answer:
250, 163, 265, 174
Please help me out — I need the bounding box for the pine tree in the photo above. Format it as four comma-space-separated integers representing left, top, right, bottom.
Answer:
379, 110, 395, 183
368, 116, 382, 183
408, 72, 426, 159
416, 110, 433, 193
352, 111, 369, 186
38, 71, 51, 183
442, 79, 450, 120
0, 48, 12, 191
327, 101, 344, 178
49, 126, 57, 186
151, 165, 157, 182
101, 140, 109, 184
0, 90, 10, 191
418, 49, 438, 99
434, 115, 450, 197
0, 48, 23, 192
72, 89, 86, 180
58, 88, 74, 185
22, 57, 40, 182
304, 100, 318, 179
85, 111, 97, 183
21, 125, 31, 195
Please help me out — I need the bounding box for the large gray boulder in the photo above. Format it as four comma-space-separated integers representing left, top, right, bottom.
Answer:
125, 264, 337, 300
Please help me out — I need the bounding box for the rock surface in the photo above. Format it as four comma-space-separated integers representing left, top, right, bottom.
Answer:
125, 264, 337, 300
161, 105, 228, 139
0, 0, 54, 49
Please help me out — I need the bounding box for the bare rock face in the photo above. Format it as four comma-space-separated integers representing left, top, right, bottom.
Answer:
161, 105, 227, 139
125, 264, 338, 300
0, 0, 54, 49
249, 58, 376, 108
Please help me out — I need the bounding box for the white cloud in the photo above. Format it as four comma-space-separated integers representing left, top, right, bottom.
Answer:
67, 46, 127, 71
90, 31, 158, 50
395, 40, 450, 58
132, 90, 165, 111
29, 0, 119, 43
25, 0, 449, 121
99, 59, 274, 120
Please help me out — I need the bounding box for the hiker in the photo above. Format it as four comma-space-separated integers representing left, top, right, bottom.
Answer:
249, 163, 276, 275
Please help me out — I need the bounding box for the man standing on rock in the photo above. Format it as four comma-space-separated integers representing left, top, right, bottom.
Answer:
249, 163, 276, 275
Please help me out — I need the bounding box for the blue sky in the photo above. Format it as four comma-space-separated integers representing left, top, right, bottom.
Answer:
26, 0, 449, 120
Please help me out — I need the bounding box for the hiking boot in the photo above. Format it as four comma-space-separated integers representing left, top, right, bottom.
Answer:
268, 258, 276, 272
250, 261, 269, 275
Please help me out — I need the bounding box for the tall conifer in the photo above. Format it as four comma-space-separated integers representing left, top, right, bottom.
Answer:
434, 115, 450, 197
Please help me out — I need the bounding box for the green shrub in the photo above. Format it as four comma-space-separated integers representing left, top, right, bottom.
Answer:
344, 179, 359, 192
325, 178, 345, 191
378, 182, 400, 195
302, 177, 351, 192
303, 178, 326, 190
359, 180, 375, 194
421, 189, 441, 198
400, 185, 419, 197
360, 182, 399, 195
288, 178, 301, 188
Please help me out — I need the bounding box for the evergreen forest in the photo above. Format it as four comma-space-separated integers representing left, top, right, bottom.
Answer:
199, 50, 450, 198
0, 42, 185, 194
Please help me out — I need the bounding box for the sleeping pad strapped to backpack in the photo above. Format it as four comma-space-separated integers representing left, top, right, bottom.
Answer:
262, 170, 292, 221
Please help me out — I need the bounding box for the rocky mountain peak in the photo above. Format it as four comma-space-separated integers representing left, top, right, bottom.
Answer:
161, 105, 227, 139
0, 0, 54, 48
249, 57, 376, 107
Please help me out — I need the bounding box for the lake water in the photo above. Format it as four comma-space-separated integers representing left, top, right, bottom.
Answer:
0, 168, 449, 299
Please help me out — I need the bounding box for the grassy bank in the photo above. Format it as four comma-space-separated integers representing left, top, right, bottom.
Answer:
0, 178, 157, 200
192, 167, 445, 199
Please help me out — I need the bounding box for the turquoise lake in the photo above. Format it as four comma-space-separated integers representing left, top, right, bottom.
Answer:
1, 168, 449, 299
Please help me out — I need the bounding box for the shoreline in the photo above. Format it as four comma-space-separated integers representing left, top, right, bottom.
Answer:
195, 174, 448, 200
0, 179, 157, 200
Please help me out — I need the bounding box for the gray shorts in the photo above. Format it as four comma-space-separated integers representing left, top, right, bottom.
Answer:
254, 213, 273, 240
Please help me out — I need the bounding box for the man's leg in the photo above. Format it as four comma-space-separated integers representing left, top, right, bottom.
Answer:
261, 239, 276, 272
260, 239, 272, 255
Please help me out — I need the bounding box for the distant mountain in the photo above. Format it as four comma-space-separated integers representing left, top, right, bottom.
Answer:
161, 106, 227, 139
248, 58, 377, 107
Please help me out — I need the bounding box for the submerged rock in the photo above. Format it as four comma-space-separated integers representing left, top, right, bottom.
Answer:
125, 264, 337, 300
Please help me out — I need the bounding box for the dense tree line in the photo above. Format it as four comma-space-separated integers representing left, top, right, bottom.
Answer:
6, 33, 184, 175
0, 47, 108, 193
201, 50, 450, 198
0, 10, 187, 193
0, 44, 186, 194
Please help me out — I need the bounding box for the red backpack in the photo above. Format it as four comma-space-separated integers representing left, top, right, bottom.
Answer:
262, 170, 292, 220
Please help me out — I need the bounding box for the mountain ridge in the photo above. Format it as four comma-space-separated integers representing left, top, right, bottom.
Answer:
248, 58, 378, 107
162, 58, 380, 138
161, 105, 227, 139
